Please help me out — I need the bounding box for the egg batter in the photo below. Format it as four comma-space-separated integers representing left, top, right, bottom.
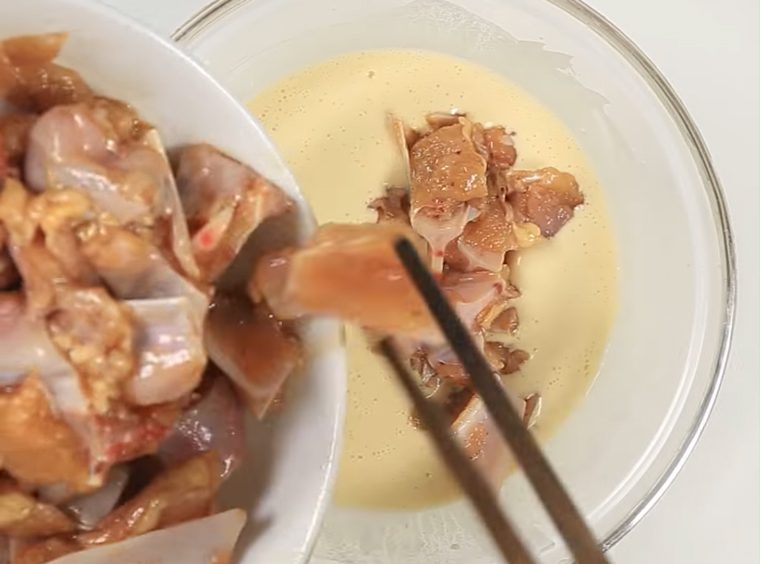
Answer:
249, 49, 617, 509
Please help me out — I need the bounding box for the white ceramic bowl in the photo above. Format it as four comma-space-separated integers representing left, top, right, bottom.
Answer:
175, 1, 735, 563
0, 1, 346, 562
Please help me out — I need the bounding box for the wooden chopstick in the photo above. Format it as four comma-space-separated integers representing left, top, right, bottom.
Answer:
393, 237, 610, 564
378, 339, 537, 564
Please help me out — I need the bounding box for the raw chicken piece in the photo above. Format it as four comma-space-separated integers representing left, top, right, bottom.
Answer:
206, 293, 301, 419
94, 404, 181, 471
47, 287, 135, 415
0, 211, 187, 475
2, 187, 123, 362
252, 222, 437, 340
0, 113, 36, 168
446, 197, 516, 272
0, 291, 182, 484
0, 226, 18, 290
77, 452, 222, 547
79, 224, 208, 328
507, 167, 584, 237
38, 509, 246, 564
1, 33, 66, 67
16, 454, 222, 562
441, 270, 507, 331
369, 186, 410, 226
476, 125, 517, 170
406, 117, 488, 272
483, 342, 530, 376
63, 466, 129, 530
175, 143, 292, 282
25, 103, 198, 278
124, 298, 206, 406
0, 286, 92, 444
8, 63, 92, 112
488, 306, 520, 335
0, 181, 62, 313
424, 111, 465, 130
453, 390, 539, 488
0, 33, 93, 112
0, 374, 92, 493
0, 180, 98, 297
158, 368, 245, 479
0, 478, 75, 538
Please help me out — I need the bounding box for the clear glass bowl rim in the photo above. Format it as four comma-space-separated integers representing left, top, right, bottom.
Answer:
171, 0, 737, 556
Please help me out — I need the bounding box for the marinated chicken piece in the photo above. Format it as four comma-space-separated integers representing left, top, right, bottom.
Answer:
252, 222, 437, 340
507, 167, 584, 237
424, 111, 465, 130
489, 306, 519, 334
406, 118, 488, 272
483, 342, 530, 375
0, 167, 202, 469
0, 227, 18, 290
50, 291, 200, 421
25, 104, 198, 278
206, 294, 301, 419
0, 290, 182, 481
25, 189, 98, 286
24, 104, 154, 221
1, 34, 67, 67
0, 375, 92, 493
0, 113, 36, 168
418, 345, 472, 388
476, 126, 517, 170
94, 404, 181, 471
0, 33, 93, 112
0, 191, 99, 314
0, 198, 183, 473
440, 270, 507, 331
11, 536, 80, 564
77, 452, 221, 547
47, 288, 135, 415
7, 63, 92, 112
63, 467, 129, 530
175, 143, 292, 282
140, 129, 199, 279
125, 298, 206, 406
13, 459, 232, 564
453, 390, 540, 487
0, 292, 98, 481
476, 296, 519, 343
0, 178, 35, 243
87, 97, 150, 144
368, 187, 410, 226
79, 224, 208, 328
446, 197, 516, 272
158, 369, 244, 479
454, 395, 522, 489
27, 509, 246, 564
0, 478, 75, 538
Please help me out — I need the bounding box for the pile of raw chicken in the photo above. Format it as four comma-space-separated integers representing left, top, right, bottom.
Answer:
0, 33, 301, 563
253, 112, 585, 485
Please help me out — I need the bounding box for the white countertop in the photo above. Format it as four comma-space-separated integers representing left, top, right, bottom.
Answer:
100, 0, 760, 561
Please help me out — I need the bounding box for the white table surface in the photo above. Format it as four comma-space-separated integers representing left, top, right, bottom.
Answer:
99, 0, 760, 561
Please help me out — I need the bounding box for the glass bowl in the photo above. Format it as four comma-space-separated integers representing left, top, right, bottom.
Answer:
173, 0, 736, 562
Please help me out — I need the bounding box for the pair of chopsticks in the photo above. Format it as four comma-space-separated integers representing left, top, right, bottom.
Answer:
378, 239, 610, 564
